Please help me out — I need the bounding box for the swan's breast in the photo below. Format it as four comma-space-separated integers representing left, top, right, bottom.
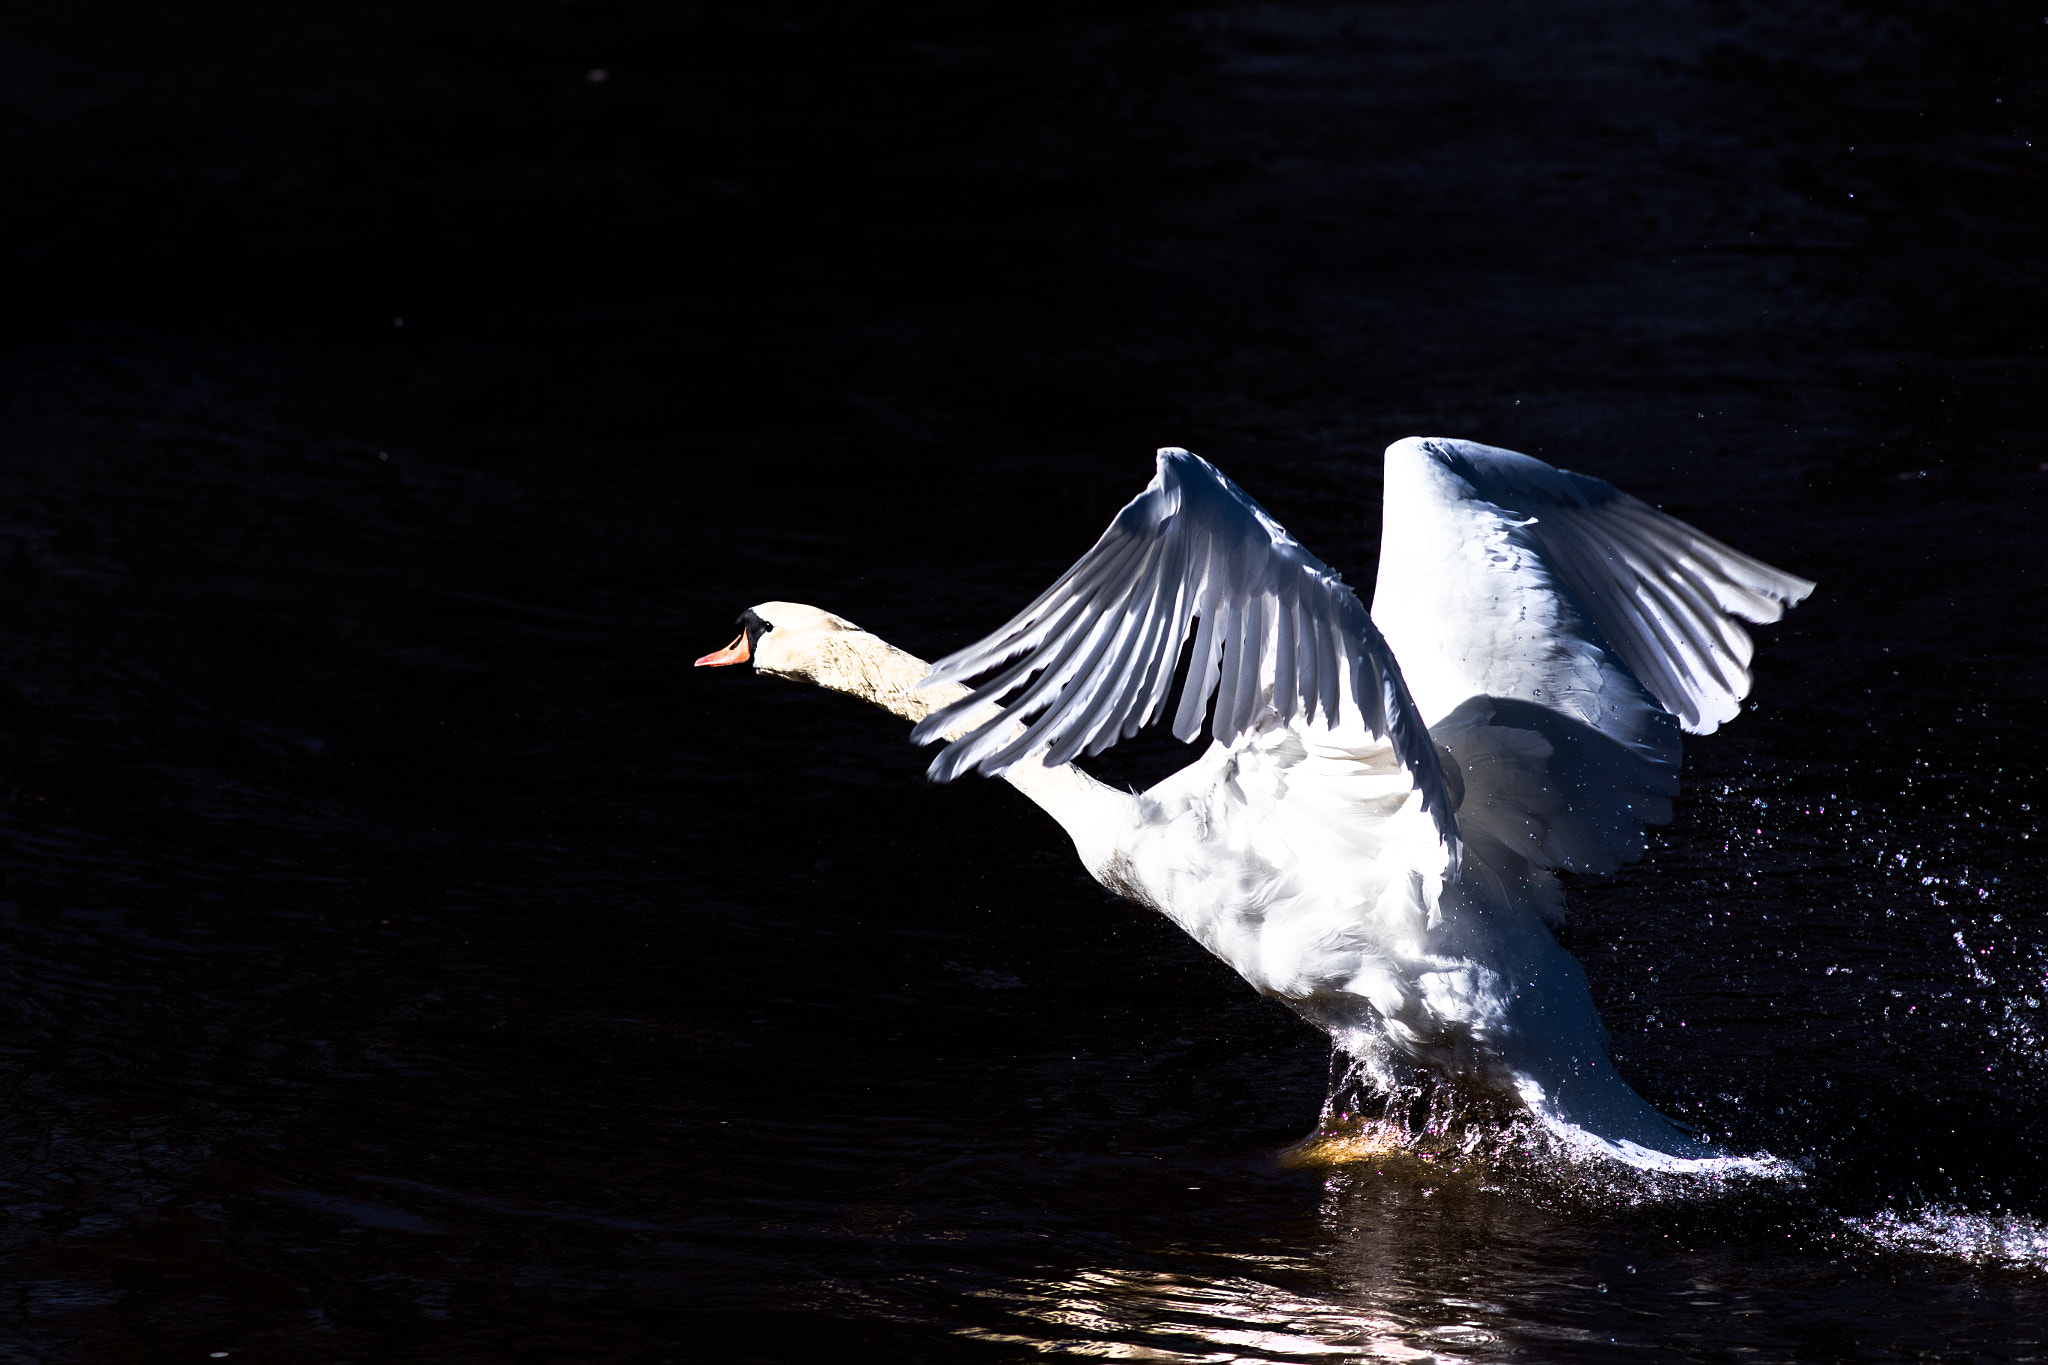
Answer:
1107, 737, 1442, 1003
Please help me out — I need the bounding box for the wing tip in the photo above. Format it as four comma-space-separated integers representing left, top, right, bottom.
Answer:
1429, 795, 1465, 879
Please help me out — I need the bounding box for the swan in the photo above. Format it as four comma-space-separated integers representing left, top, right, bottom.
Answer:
698, 439, 1813, 1169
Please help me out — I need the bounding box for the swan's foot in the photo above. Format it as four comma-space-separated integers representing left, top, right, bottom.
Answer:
1278, 1116, 1415, 1168
1288, 1045, 1528, 1168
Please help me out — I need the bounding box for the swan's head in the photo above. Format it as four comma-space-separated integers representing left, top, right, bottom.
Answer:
694, 601, 868, 683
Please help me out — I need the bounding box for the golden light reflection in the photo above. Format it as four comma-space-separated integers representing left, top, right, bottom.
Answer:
960, 1260, 1494, 1363
950, 1111, 1769, 1361
956, 1151, 1519, 1364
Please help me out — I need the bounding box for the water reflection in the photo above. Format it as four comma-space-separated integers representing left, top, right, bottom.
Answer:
964, 1259, 1473, 1362
957, 1158, 1607, 1362
952, 1140, 2048, 1364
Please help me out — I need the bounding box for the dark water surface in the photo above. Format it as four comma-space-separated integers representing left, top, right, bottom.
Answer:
2, 0, 2046, 1359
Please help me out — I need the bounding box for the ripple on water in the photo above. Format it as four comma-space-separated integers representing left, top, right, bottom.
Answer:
962, 1260, 1487, 1363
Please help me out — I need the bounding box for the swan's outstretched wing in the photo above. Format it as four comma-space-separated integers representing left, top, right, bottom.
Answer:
1372, 437, 1813, 871
1374, 437, 1813, 739
912, 447, 1458, 856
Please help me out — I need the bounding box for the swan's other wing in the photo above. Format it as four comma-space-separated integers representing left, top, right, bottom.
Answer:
1372, 436, 1813, 872
912, 447, 1459, 858
1374, 437, 1813, 740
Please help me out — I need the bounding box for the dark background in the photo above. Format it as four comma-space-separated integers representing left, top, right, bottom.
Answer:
0, 1, 2044, 1360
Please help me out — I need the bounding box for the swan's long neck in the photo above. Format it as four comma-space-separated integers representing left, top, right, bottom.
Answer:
762, 628, 1136, 877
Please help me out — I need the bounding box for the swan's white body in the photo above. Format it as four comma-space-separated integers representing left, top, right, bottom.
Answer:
709, 439, 1812, 1170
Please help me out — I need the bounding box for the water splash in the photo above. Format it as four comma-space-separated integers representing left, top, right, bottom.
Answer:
1847, 1207, 2048, 1269
1287, 1049, 1801, 1195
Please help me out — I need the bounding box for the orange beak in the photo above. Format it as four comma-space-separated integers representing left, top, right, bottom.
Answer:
695, 631, 751, 667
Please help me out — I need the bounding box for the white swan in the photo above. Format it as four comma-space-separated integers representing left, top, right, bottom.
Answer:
698, 439, 1813, 1169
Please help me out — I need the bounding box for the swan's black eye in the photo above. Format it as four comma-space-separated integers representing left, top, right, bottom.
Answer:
738, 609, 773, 653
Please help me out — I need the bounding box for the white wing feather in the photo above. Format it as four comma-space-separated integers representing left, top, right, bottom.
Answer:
912, 448, 1460, 859
1373, 436, 1813, 875
1374, 437, 1813, 739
